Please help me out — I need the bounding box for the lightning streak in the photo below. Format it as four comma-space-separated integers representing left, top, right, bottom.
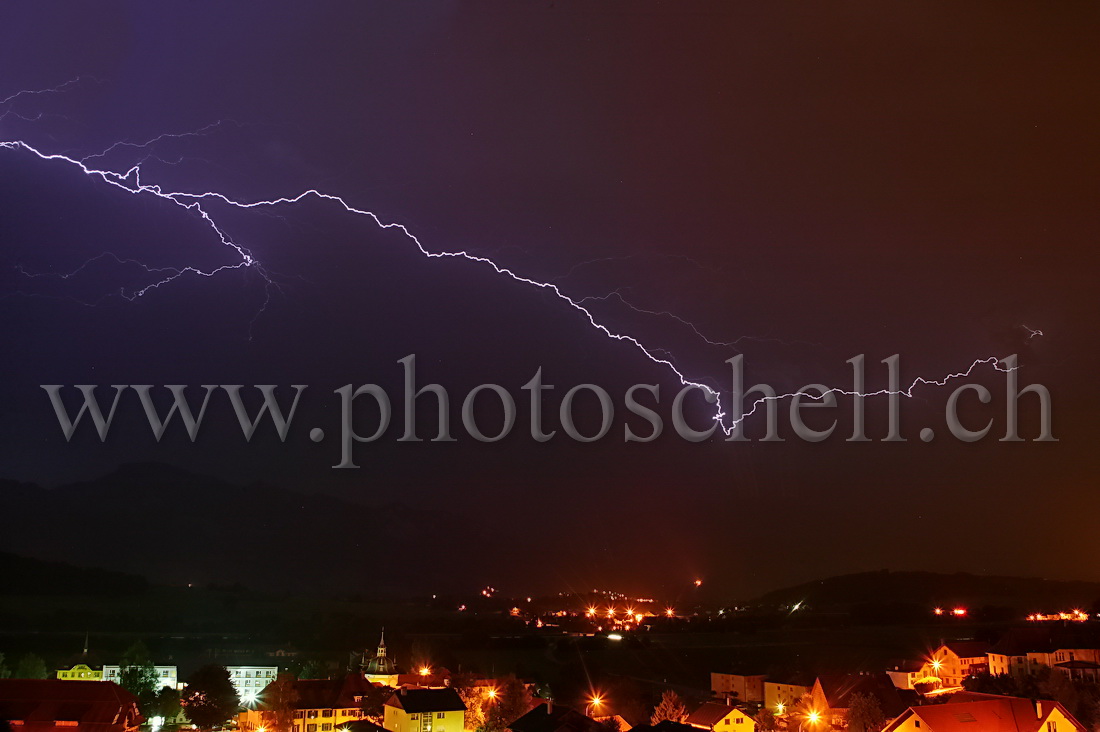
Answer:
577, 289, 821, 351
1, 108, 1032, 434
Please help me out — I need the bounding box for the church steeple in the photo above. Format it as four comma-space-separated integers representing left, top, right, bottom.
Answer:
363, 627, 398, 678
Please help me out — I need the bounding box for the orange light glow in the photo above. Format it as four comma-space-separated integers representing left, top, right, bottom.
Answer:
419, 666, 431, 676
586, 607, 597, 617
807, 711, 820, 724
933, 607, 943, 615
665, 608, 675, 617
694, 579, 703, 587
487, 689, 497, 700
952, 608, 967, 616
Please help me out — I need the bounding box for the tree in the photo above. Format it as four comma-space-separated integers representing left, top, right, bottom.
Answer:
181, 665, 239, 731
298, 661, 326, 680
752, 709, 778, 732
154, 687, 181, 725
483, 676, 534, 732
450, 673, 487, 732
650, 691, 686, 725
119, 642, 160, 716
260, 673, 300, 732
0, 653, 11, 679
13, 653, 48, 679
846, 693, 886, 732
359, 683, 392, 724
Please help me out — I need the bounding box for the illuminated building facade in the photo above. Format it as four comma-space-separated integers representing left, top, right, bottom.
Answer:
102, 665, 179, 691
56, 664, 102, 681
382, 688, 466, 732
228, 666, 279, 704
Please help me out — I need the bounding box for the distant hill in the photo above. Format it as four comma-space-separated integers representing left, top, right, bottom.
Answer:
755, 570, 1100, 613
0, 551, 150, 596
0, 462, 475, 596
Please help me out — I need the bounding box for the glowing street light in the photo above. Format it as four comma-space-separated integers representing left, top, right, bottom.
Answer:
586, 695, 604, 717
419, 666, 432, 676
665, 608, 675, 618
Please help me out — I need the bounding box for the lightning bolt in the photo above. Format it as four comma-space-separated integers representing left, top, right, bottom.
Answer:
2, 87, 1035, 435
577, 288, 822, 352
1023, 324, 1043, 342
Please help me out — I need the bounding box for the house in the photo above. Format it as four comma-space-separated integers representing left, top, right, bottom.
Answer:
683, 701, 755, 731
808, 674, 912, 729
55, 665, 102, 682
237, 673, 375, 732
885, 661, 926, 691
227, 666, 279, 703
922, 642, 989, 688
988, 637, 1036, 678
763, 677, 813, 713
0, 679, 142, 732
101, 666, 178, 692
508, 702, 604, 732
882, 693, 1085, 731
710, 674, 765, 703
382, 687, 466, 732
1053, 660, 1100, 684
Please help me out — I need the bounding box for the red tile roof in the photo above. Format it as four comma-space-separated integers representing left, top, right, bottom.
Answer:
884, 695, 1085, 732
0, 680, 142, 732
683, 703, 741, 729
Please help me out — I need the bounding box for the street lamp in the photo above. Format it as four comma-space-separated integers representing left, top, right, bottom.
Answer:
585, 695, 604, 717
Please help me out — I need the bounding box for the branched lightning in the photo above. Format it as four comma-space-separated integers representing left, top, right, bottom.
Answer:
1, 86, 1039, 435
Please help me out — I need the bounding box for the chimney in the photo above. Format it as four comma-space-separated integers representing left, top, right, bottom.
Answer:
547, 700, 553, 714
726, 697, 731, 707
1035, 700, 1043, 719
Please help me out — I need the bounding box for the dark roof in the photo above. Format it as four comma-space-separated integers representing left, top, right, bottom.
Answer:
683, 703, 742, 728
943, 641, 990, 659
508, 703, 603, 732
346, 721, 389, 732
260, 674, 375, 711
633, 723, 699, 732
765, 674, 815, 687
816, 674, 910, 717
385, 688, 466, 714
1055, 661, 1100, 670
0, 680, 142, 730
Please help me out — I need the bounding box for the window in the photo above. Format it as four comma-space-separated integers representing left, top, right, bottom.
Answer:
307, 725, 317, 732
1047, 723, 1056, 732
735, 719, 743, 725
322, 725, 332, 731
438, 714, 445, 719
322, 710, 333, 718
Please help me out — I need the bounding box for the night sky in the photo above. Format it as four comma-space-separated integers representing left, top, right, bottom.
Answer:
1, 2, 1097, 597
